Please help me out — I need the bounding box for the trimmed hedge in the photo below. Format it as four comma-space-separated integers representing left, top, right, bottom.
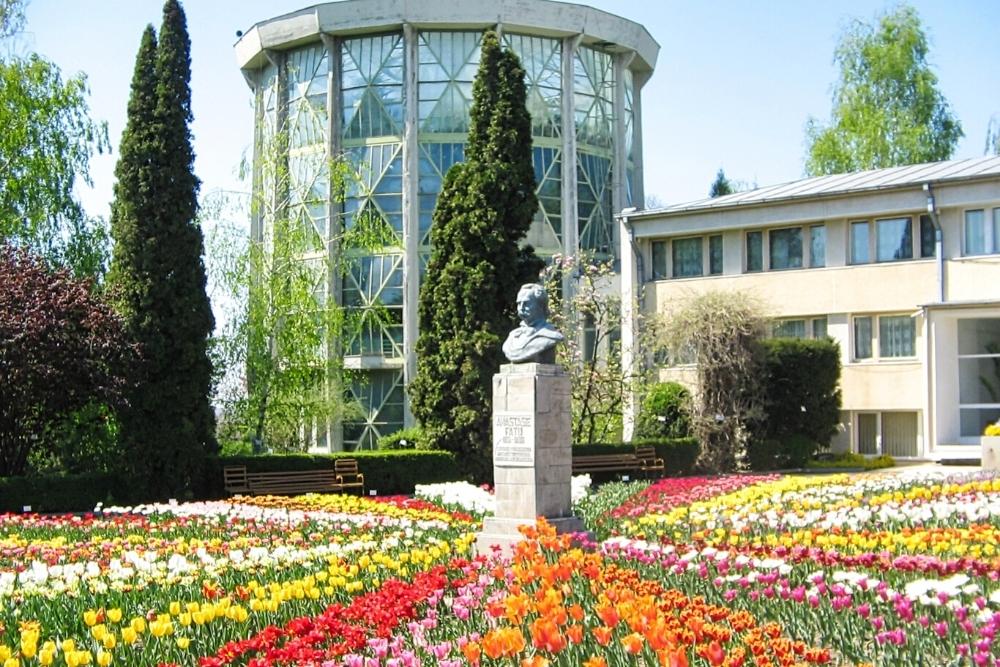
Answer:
203, 450, 463, 498
572, 438, 700, 476
0, 472, 125, 513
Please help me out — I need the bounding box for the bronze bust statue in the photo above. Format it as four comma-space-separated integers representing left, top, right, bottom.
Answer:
502, 283, 564, 364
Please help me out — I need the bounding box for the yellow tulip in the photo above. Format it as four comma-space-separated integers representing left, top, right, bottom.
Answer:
96, 651, 112, 667
175, 637, 190, 650
120, 628, 137, 646
106, 609, 122, 624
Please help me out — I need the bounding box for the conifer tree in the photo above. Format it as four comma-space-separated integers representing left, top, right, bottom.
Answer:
409, 31, 538, 482
109, 0, 216, 499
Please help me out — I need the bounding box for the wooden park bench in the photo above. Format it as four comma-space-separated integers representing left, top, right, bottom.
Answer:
635, 446, 666, 477
223, 458, 365, 496
571, 452, 642, 476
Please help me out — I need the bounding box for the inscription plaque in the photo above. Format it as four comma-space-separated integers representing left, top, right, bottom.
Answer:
493, 412, 534, 466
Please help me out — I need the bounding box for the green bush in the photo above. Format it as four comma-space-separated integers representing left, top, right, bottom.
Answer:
634, 382, 692, 439
202, 450, 462, 498
572, 438, 700, 476
747, 433, 820, 470
806, 452, 895, 470
0, 472, 124, 513
378, 427, 429, 451
759, 338, 842, 445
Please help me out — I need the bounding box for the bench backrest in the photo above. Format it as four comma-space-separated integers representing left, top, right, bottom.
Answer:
334, 458, 360, 475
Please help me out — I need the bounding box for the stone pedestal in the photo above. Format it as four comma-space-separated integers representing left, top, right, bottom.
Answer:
476, 363, 584, 557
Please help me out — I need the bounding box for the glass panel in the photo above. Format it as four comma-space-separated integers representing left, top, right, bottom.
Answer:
769, 227, 803, 270
746, 231, 762, 272
573, 46, 614, 149
961, 408, 1000, 438
882, 412, 917, 457
876, 217, 912, 262
709, 234, 723, 275
577, 153, 613, 254
857, 414, 878, 454
651, 241, 667, 280
526, 146, 562, 253
772, 320, 806, 339
418, 32, 482, 133
343, 254, 404, 357
343, 369, 405, 451
959, 358, 1000, 404
810, 225, 826, 267
672, 238, 703, 278
994, 209, 1000, 254
958, 318, 1000, 356
343, 143, 404, 243
919, 215, 936, 258
851, 221, 870, 264
879, 315, 915, 358
505, 34, 562, 138
965, 210, 986, 256
287, 46, 329, 149
341, 34, 404, 139
812, 317, 828, 339
854, 317, 873, 360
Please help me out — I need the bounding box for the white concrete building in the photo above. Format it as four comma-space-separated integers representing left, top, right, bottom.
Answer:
236, 0, 658, 450
620, 156, 1000, 461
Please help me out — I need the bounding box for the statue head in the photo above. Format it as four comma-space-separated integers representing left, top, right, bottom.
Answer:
516, 283, 548, 327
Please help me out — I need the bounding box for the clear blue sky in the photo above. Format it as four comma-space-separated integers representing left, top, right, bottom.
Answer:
21, 0, 1000, 219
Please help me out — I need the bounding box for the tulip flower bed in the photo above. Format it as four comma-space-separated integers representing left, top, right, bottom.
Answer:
4, 469, 1000, 666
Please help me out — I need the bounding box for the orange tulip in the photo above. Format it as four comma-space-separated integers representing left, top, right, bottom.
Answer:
583, 657, 608, 667
592, 625, 614, 647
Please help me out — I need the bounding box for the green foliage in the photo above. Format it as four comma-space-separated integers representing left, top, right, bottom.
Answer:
747, 434, 818, 470
573, 480, 650, 541
541, 255, 644, 445
709, 168, 735, 197
378, 427, 429, 451
806, 452, 895, 470
0, 245, 135, 477
657, 290, 766, 473
0, 29, 110, 278
759, 337, 842, 445
108, 2, 217, 500
806, 4, 962, 175
202, 451, 461, 497
634, 382, 692, 439
0, 472, 123, 513
29, 403, 120, 475
409, 31, 539, 483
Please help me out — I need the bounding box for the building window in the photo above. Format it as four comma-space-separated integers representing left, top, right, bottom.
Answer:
810, 225, 826, 267
651, 241, 667, 280
850, 221, 870, 264
768, 227, 803, 270
672, 237, 703, 277
964, 209, 1000, 256
852, 215, 934, 264
650, 234, 722, 280
876, 217, 912, 262
958, 318, 1000, 437
853, 316, 873, 360
771, 316, 827, 340
709, 234, 723, 275
919, 214, 936, 258
853, 314, 916, 361
857, 412, 918, 456
746, 225, 824, 273
746, 231, 762, 272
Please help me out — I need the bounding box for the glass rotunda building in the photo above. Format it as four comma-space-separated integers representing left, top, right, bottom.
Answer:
235, 0, 658, 450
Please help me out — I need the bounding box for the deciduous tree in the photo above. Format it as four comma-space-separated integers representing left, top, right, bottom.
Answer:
0, 244, 133, 476
0, 0, 109, 278
805, 4, 962, 175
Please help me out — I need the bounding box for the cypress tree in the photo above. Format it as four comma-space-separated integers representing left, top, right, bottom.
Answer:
109, 0, 216, 500
409, 31, 538, 482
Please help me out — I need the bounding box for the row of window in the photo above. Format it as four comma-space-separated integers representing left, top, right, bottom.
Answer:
770, 314, 916, 360
650, 209, 999, 280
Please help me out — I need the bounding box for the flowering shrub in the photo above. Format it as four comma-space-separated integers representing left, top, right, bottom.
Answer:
985, 422, 1000, 436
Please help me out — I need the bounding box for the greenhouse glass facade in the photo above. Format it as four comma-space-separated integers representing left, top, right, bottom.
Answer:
238, 1, 657, 450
